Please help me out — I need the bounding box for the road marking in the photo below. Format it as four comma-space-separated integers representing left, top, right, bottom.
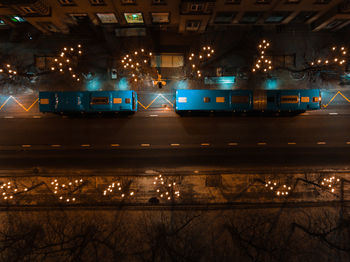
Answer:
150, 115, 158, 117
51, 144, 61, 148
257, 142, 267, 145
300, 112, 309, 115
4, 116, 14, 119
33, 115, 42, 118
111, 144, 120, 147
201, 143, 210, 146
347, 142, 350, 145
329, 112, 338, 115
287, 142, 296, 145
21, 145, 31, 148
317, 142, 326, 145
170, 144, 180, 146
141, 144, 150, 147
228, 143, 238, 146
81, 144, 91, 147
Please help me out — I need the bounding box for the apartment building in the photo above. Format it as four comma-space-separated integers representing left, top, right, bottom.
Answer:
0, 0, 348, 35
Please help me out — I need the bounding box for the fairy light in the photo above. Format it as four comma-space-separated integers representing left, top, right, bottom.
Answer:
252, 39, 272, 73
49, 178, 84, 203
153, 175, 180, 201
320, 176, 340, 193
188, 45, 215, 78
310, 45, 347, 68
0, 180, 28, 201
265, 180, 292, 197
103, 181, 135, 199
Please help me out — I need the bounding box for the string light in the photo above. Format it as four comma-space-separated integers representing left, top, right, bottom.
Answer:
320, 176, 340, 193
309, 45, 347, 67
153, 175, 180, 201
0, 180, 28, 201
252, 40, 272, 73
49, 178, 83, 203
265, 180, 292, 197
188, 45, 215, 78
103, 181, 134, 199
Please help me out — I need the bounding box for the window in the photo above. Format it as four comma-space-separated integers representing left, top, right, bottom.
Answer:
216, 97, 225, 103
214, 12, 236, 24
40, 99, 49, 105
114, 98, 122, 104
125, 98, 131, 104
240, 12, 262, 23
256, 0, 270, 3
301, 97, 310, 102
281, 96, 299, 103
314, 0, 331, 4
91, 97, 109, 104
265, 12, 291, 23
190, 3, 204, 12
203, 97, 211, 103
151, 13, 169, 23
89, 0, 105, 5
186, 20, 201, 31
96, 13, 118, 24
20, 6, 37, 14
225, 0, 241, 4
231, 96, 249, 103
291, 11, 317, 23
121, 0, 135, 4
178, 97, 187, 103
58, 0, 75, 5
153, 0, 166, 4
313, 97, 320, 102
124, 13, 144, 24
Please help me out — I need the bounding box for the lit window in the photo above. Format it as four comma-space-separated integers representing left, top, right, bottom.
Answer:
313, 97, 320, 102
151, 13, 169, 23
178, 97, 187, 103
186, 20, 201, 31
58, 0, 75, 5
121, 0, 136, 4
89, 0, 105, 5
96, 13, 118, 24
301, 97, 310, 102
8, 16, 26, 23
124, 13, 144, 24
216, 97, 225, 103
153, 0, 166, 4
203, 97, 211, 103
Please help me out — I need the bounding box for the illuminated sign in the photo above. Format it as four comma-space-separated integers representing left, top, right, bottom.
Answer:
124, 13, 144, 24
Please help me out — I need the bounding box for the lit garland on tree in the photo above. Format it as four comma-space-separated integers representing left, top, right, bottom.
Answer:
51, 44, 83, 82
252, 40, 272, 73
153, 174, 180, 201
188, 45, 215, 78
49, 178, 84, 203
102, 181, 135, 199
264, 180, 292, 197
320, 176, 340, 193
309, 46, 347, 67
121, 49, 155, 83
0, 181, 28, 201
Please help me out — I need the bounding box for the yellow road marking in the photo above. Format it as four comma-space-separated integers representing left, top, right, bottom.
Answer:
347, 142, 350, 145
228, 142, 238, 146
141, 144, 150, 147
21, 145, 31, 148
201, 143, 210, 146
111, 144, 120, 147
171, 143, 180, 146
287, 142, 296, 145
33, 115, 42, 118
51, 144, 61, 147
323, 91, 350, 108
317, 142, 326, 145
257, 142, 267, 145
81, 144, 90, 147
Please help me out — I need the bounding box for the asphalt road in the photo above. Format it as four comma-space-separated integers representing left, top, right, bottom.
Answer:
1, 111, 350, 170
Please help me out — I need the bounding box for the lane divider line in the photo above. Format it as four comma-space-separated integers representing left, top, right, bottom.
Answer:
201, 143, 210, 146
317, 142, 326, 145
81, 144, 91, 147
111, 144, 120, 147
51, 144, 61, 148
228, 143, 238, 146
33, 115, 42, 118
150, 115, 158, 117
346, 142, 350, 145
141, 144, 150, 147
4, 116, 14, 119
21, 145, 31, 148
287, 142, 296, 145
257, 142, 267, 145
170, 143, 180, 146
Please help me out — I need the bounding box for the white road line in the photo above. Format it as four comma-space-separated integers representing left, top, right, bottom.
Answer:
317, 142, 326, 145
141, 144, 150, 147
170, 144, 180, 146
51, 144, 61, 148
4, 116, 14, 119
150, 115, 158, 117
329, 113, 338, 115
21, 145, 31, 148
257, 142, 267, 145
346, 142, 350, 145
287, 142, 296, 145
228, 143, 238, 146
111, 144, 120, 147
201, 143, 210, 146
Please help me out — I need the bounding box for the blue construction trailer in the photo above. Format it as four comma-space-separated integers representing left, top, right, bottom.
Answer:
39, 90, 137, 113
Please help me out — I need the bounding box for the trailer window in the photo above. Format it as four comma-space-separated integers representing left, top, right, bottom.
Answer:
313, 97, 320, 102
125, 98, 131, 104
216, 97, 225, 103
231, 96, 249, 103
113, 98, 122, 104
91, 97, 109, 104
203, 97, 211, 103
40, 98, 49, 104
178, 97, 187, 103
301, 97, 310, 103
281, 96, 299, 103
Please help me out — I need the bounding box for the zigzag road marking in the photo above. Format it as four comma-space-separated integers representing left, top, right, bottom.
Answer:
0, 96, 39, 112
323, 91, 350, 108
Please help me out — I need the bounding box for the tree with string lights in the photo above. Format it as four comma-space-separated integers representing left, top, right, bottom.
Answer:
186, 45, 215, 79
